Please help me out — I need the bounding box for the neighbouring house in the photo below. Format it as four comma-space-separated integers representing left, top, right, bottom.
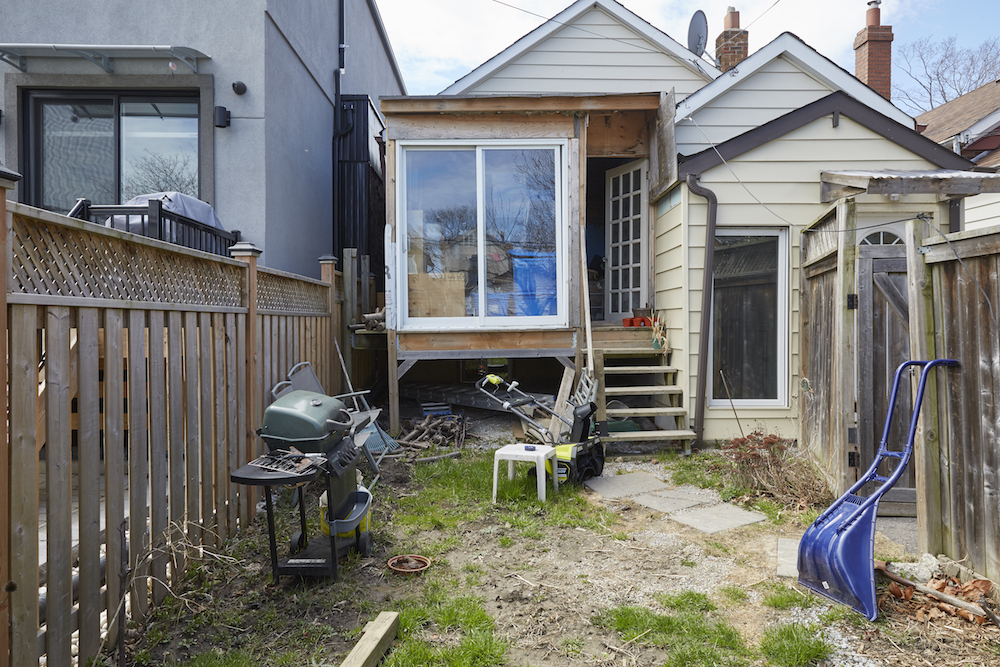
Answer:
380, 0, 1000, 485
916, 78, 1000, 229
1, 0, 405, 277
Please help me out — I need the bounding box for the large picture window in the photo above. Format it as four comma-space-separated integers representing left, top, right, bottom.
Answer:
24, 91, 199, 213
399, 142, 565, 328
709, 228, 787, 406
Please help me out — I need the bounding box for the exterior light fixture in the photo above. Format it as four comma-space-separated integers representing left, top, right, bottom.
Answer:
232, 81, 247, 95
214, 106, 231, 128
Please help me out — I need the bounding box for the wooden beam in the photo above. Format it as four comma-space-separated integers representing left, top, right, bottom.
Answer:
387, 113, 575, 141
585, 111, 650, 157
340, 611, 399, 667
382, 93, 661, 115
396, 330, 576, 354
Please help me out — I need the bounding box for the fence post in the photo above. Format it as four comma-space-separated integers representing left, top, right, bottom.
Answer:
1, 165, 22, 667
833, 198, 857, 495
343, 248, 358, 384
320, 256, 342, 396
230, 242, 262, 519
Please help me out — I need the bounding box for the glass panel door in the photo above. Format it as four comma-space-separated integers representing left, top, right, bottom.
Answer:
605, 159, 647, 318
35, 99, 115, 213
120, 100, 199, 201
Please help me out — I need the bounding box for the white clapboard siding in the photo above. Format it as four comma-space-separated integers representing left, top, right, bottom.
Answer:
676, 57, 835, 155
466, 7, 707, 98
656, 114, 943, 442
965, 193, 1000, 229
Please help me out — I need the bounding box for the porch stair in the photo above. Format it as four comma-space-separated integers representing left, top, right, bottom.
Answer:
591, 326, 696, 453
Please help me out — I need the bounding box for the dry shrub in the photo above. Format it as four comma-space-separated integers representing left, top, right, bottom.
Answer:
720, 428, 833, 511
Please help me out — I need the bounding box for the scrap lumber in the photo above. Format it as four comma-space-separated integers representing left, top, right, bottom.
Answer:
340, 611, 399, 667
875, 561, 988, 620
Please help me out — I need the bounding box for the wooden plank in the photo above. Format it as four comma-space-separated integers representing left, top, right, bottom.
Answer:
857, 251, 874, 479
985, 252, 1000, 581
549, 366, 576, 438
344, 248, 357, 383
387, 113, 575, 140
969, 256, 991, 575
103, 309, 125, 646
935, 263, 961, 559
906, 220, 943, 555
184, 312, 202, 546
147, 310, 169, 605
9, 305, 39, 667
199, 312, 215, 545
833, 199, 856, 495
397, 330, 576, 353
225, 313, 239, 536
586, 111, 650, 157
0, 192, 10, 667
213, 312, 228, 543
128, 309, 150, 619
75, 308, 102, 664
388, 329, 400, 436
235, 314, 249, 526
382, 93, 661, 115
167, 311, 186, 573
340, 611, 399, 667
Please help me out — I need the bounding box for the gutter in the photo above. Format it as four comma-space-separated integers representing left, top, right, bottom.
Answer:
333, 0, 355, 256
686, 173, 717, 447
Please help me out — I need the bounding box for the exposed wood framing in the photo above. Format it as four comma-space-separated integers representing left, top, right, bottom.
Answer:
585, 111, 651, 157
388, 113, 575, 140
648, 90, 677, 202
396, 330, 576, 356
820, 170, 1000, 203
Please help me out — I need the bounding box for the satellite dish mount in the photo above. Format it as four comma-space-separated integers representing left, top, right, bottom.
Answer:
688, 10, 708, 58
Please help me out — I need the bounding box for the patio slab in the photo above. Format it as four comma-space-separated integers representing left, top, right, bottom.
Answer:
777, 537, 801, 578
632, 492, 703, 514
669, 503, 767, 534
584, 471, 668, 498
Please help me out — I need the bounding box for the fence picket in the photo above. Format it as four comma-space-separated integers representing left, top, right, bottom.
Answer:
199, 312, 215, 546
167, 311, 186, 574
103, 309, 125, 648
184, 311, 202, 547
148, 310, 169, 605
128, 309, 150, 619
213, 312, 228, 542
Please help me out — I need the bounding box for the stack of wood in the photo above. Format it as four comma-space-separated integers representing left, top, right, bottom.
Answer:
349, 307, 386, 331
399, 414, 466, 449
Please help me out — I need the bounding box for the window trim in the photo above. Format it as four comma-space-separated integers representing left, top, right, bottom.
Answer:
707, 226, 789, 408
395, 139, 569, 331
22, 88, 201, 211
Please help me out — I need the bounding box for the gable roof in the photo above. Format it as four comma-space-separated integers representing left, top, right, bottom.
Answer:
675, 32, 913, 129
917, 79, 1000, 144
677, 91, 974, 178
440, 0, 719, 96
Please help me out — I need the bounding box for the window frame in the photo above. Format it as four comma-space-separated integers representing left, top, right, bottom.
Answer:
395, 139, 569, 331
21, 88, 202, 212
707, 226, 789, 408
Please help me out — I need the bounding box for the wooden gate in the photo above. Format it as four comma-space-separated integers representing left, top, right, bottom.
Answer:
857, 243, 915, 516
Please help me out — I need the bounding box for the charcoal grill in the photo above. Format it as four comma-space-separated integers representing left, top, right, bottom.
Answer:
231, 389, 373, 581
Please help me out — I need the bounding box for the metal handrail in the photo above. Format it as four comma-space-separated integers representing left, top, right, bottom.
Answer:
69, 197, 241, 257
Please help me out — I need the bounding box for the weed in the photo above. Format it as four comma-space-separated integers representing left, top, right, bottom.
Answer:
498, 535, 514, 548
662, 453, 723, 488
561, 636, 584, 656
762, 585, 815, 610
681, 559, 697, 568
750, 498, 785, 524
705, 540, 731, 555
759, 623, 832, 667
611, 531, 628, 541
655, 590, 716, 613
719, 585, 748, 603
592, 605, 749, 667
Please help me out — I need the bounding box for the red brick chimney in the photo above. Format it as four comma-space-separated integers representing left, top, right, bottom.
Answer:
854, 0, 893, 99
715, 7, 748, 73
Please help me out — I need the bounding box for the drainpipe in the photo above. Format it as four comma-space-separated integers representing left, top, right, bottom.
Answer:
332, 0, 355, 257
686, 173, 718, 447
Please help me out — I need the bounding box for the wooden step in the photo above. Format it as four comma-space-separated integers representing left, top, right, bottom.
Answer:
603, 365, 676, 375
597, 347, 667, 356
605, 385, 681, 396
602, 429, 697, 442
606, 406, 686, 418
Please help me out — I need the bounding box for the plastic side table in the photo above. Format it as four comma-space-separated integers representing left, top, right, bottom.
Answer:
492, 443, 558, 503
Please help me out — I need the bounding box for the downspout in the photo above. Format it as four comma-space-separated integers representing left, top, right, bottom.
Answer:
333, 0, 355, 256
686, 173, 717, 447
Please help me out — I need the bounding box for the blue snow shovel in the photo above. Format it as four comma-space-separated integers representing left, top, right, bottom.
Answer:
797, 358, 958, 620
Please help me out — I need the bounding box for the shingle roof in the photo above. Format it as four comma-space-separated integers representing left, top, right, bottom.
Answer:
916, 79, 1000, 143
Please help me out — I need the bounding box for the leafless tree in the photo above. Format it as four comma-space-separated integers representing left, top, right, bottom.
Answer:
122, 150, 198, 201
893, 36, 1000, 115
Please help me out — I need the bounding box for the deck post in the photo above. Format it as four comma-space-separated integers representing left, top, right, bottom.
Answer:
230, 242, 262, 519
343, 248, 358, 384
1, 166, 22, 667
320, 256, 342, 396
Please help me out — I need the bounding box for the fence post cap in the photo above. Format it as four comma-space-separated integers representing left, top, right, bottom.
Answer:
229, 241, 262, 258
318, 254, 338, 266
0, 161, 22, 189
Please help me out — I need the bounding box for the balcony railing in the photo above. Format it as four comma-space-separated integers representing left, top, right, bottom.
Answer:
68, 198, 241, 257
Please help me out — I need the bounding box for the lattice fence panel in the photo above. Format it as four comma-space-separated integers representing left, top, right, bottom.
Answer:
12, 213, 244, 307
257, 268, 330, 314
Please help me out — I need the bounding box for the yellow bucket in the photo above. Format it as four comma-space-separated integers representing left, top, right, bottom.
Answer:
320, 487, 370, 537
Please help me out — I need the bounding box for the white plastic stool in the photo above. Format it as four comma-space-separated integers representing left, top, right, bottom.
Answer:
492, 443, 558, 503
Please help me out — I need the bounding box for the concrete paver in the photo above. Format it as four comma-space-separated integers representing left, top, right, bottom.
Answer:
584, 471, 668, 498
669, 504, 767, 534
633, 492, 702, 514
777, 537, 800, 578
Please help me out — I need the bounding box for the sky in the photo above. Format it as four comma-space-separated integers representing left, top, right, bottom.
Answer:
375, 0, 999, 101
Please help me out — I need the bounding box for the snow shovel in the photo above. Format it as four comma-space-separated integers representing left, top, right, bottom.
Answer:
797, 358, 958, 620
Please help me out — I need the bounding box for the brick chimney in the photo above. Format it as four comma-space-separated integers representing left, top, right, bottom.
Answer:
715, 7, 748, 73
854, 0, 893, 99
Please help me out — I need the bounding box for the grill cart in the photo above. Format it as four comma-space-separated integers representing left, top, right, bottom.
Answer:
231, 388, 373, 581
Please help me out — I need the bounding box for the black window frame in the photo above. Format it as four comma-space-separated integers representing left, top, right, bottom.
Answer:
22, 89, 201, 212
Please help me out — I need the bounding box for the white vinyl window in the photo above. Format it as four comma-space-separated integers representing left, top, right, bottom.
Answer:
397, 141, 567, 329
708, 228, 788, 407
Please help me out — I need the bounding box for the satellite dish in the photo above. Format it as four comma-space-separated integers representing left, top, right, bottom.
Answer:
688, 10, 708, 58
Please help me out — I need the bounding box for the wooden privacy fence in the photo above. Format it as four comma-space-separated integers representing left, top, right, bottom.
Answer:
2, 202, 344, 667
800, 198, 1000, 584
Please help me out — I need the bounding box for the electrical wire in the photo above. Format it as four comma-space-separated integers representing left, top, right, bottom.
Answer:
706, 0, 784, 62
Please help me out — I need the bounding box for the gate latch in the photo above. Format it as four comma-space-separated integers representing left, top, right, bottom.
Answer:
846, 294, 858, 309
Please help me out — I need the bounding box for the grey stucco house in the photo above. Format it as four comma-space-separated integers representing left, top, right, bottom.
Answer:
1, 0, 405, 277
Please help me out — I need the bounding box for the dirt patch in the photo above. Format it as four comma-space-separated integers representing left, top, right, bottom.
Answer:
132, 452, 1000, 667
